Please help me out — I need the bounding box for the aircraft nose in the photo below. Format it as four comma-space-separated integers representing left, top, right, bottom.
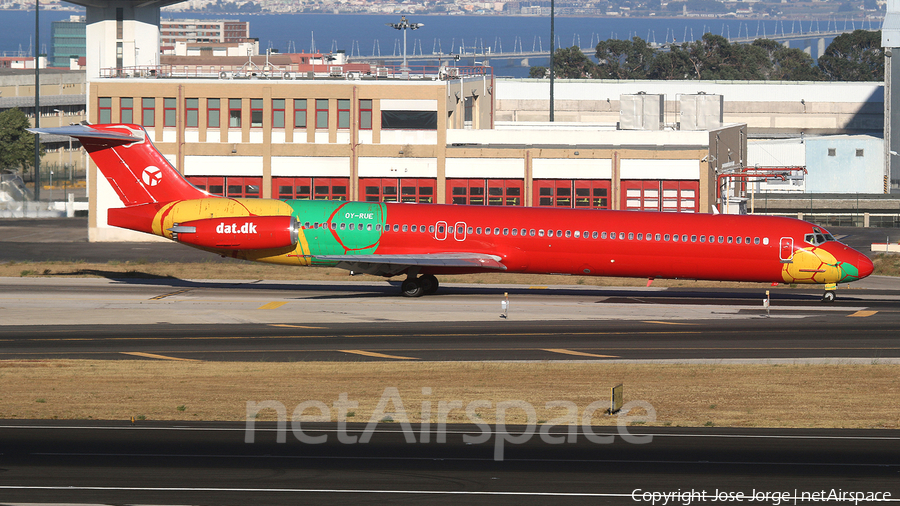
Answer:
857, 253, 874, 279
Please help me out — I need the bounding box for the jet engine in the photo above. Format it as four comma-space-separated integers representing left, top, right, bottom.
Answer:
168, 216, 300, 250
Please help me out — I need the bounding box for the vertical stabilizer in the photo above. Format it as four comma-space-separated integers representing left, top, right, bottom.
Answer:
29, 123, 208, 206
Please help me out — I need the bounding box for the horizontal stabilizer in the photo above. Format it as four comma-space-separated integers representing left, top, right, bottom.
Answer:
28, 124, 142, 143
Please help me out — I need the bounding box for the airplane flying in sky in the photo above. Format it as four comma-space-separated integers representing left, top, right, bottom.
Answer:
32, 123, 874, 300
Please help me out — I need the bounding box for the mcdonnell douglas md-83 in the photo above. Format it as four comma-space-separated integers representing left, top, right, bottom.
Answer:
32, 123, 874, 300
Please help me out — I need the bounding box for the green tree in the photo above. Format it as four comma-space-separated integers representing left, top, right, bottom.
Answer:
0, 108, 41, 178
663, 33, 769, 80
817, 29, 884, 81
752, 38, 823, 81
595, 36, 656, 79
551, 46, 597, 78
528, 66, 548, 78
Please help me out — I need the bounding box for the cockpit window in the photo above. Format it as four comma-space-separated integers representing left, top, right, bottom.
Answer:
805, 233, 835, 246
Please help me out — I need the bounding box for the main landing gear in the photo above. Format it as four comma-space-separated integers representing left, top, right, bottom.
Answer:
401, 274, 439, 297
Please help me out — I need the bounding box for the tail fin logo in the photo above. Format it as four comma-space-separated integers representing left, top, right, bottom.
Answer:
142, 166, 162, 187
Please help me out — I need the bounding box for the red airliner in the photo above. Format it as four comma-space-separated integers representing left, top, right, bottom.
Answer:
33, 123, 874, 300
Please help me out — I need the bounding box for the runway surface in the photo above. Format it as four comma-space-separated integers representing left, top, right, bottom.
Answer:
1, 277, 900, 362
0, 421, 898, 505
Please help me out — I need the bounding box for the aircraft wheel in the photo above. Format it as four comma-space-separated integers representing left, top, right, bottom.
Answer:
401, 278, 425, 297
419, 274, 439, 295
822, 291, 836, 303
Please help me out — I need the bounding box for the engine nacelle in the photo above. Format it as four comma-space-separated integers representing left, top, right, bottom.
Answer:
169, 216, 299, 251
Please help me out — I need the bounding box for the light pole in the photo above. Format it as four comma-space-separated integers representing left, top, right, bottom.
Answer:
33, 0, 40, 201
385, 16, 423, 73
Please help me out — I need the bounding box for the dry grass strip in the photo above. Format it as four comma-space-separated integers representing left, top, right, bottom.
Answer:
2, 360, 897, 428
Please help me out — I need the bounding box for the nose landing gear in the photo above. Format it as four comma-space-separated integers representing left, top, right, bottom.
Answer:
822, 283, 837, 303
400, 274, 440, 297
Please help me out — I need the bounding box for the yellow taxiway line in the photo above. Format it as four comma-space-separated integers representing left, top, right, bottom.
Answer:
339, 350, 418, 360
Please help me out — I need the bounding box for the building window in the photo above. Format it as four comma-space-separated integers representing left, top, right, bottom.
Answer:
337, 99, 350, 129
188, 177, 261, 198
315, 99, 328, 129
120, 97, 133, 123
208, 98, 220, 128
361, 178, 435, 203
381, 110, 437, 130
447, 179, 524, 206
250, 98, 263, 128
856, 149, 864, 157
828, 148, 836, 156
272, 99, 285, 128
164, 97, 177, 127
141, 97, 155, 127
535, 180, 610, 209
294, 99, 307, 128
185, 98, 199, 128
621, 180, 698, 213
98, 97, 111, 124
359, 99, 372, 129
229, 98, 241, 128
274, 177, 348, 200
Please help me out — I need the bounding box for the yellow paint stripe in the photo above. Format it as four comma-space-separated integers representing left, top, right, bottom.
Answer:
848, 310, 878, 318
149, 289, 191, 301
339, 350, 418, 360
269, 324, 324, 329
529, 286, 549, 290
643, 320, 695, 326
257, 301, 288, 310
121, 352, 200, 362
544, 348, 618, 358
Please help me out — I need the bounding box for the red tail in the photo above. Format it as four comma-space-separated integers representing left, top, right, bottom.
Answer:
30, 124, 207, 206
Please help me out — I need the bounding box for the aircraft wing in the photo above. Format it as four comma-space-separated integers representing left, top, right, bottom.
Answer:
312, 252, 506, 277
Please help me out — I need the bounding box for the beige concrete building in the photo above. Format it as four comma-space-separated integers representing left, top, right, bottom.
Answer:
88, 71, 744, 241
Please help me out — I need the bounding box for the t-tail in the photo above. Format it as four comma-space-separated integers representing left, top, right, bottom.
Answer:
29, 124, 208, 206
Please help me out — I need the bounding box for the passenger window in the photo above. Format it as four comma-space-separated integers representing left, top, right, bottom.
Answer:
530, 229, 536, 237
628, 232, 634, 240
718, 236, 724, 243
331, 222, 337, 230
646, 233, 652, 241
402, 224, 408, 232
376, 224, 382, 231
495, 228, 501, 235
468, 227, 474, 234
682, 235, 688, 242
511, 228, 518, 236
557, 230, 563, 237
393, 224, 400, 232
476, 227, 482, 234
350, 224, 356, 230
754, 237, 760, 245
565, 230, 571, 238
700, 235, 705, 243
727, 236, 733, 244
619, 232, 625, 240
429, 225, 435, 233
763, 237, 769, 245
411, 225, 417, 232
583, 231, 589, 238
592, 231, 598, 239
548, 230, 554, 238
437, 225, 444, 233
691, 235, 697, 242
485, 228, 492, 235
539, 229, 545, 237
601, 232, 607, 239
655, 233, 661, 241
503, 228, 509, 236
664, 234, 670, 241
637, 233, 643, 240
745, 237, 751, 244
672, 234, 679, 242
340, 223, 347, 230
367, 224, 372, 231
574, 231, 580, 238
736, 236, 742, 244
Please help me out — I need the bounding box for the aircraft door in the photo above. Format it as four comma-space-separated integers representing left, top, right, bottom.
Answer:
779, 237, 793, 263
435, 221, 448, 241
453, 221, 467, 241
